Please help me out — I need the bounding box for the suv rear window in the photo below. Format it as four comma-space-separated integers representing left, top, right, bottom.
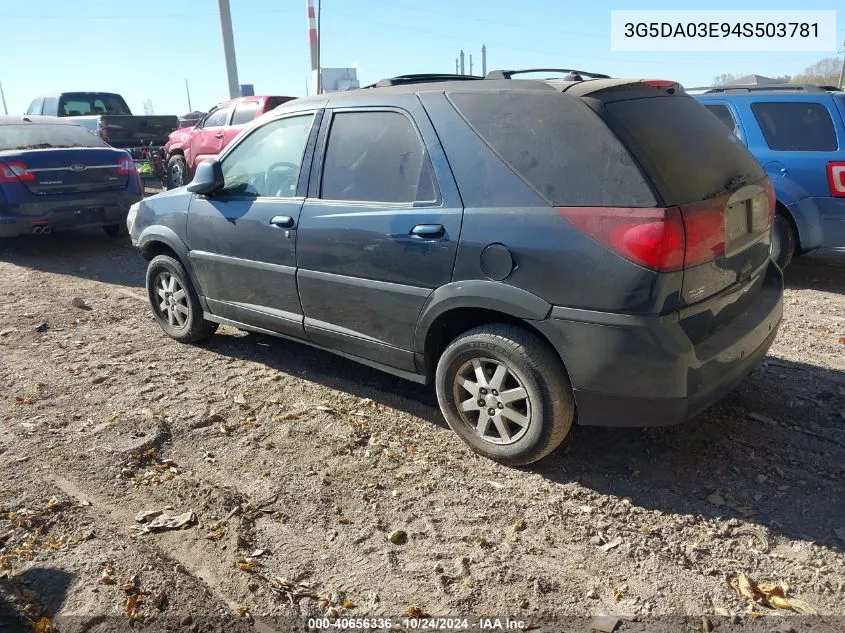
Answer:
751, 102, 837, 152
448, 91, 657, 207
0, 123, 108, 150
602, 95, 765, 206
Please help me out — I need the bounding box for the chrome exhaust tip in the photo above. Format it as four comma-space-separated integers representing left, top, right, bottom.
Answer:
42, 226, 53, 235
32, 226, 43, 235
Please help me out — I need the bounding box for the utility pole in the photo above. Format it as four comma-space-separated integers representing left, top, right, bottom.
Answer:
469, 54, 473, 76
317, 0, 322, 94
0, 81, 7, 115
217, 0, 240, 99
455, 58, 459, 75
838, 40, 845, 89
481, 44, 487, 77
459, 50, 465, 75
306, 0, 320, 95
185, 79, 192, 112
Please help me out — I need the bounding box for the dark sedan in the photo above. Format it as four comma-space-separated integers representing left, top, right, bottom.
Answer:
0, 115, 143, 237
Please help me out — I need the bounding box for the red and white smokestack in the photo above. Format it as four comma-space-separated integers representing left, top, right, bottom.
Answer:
306, 0, 320, 94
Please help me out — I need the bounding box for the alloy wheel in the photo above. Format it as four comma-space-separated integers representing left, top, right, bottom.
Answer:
154, 272, 190, 330
452, 357, 532, 445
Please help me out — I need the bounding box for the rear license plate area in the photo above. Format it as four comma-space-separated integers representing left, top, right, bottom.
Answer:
56, 207, 105, 226
724, 201, 749, 244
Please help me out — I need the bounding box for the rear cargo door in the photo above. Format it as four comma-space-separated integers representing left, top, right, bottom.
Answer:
599, 93, 772, 306
99, 115, 180, 147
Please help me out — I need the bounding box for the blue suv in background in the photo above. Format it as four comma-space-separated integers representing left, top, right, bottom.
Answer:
693, 84, 845, 268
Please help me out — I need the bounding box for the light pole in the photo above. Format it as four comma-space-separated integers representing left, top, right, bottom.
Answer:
218, 0, 240, 99
838, 40, 845, 90
0, 81, 7, 115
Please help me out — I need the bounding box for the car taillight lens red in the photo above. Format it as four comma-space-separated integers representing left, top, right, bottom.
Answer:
117, 156, 137, 175
0, 161, 35, 183
826, 161, 845, 197
641, 79, 677, 88
678, 199, 726, 268
558, 206, 686, 272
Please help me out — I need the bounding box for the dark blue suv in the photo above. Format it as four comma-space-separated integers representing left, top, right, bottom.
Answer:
694, 84, 845, 268
128, 71, 784, 465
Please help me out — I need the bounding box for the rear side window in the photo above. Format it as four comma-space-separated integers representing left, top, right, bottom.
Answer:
231, 101, 260, 125
320, 111, 436, 203
0, 123, 108, 150
448, 91, 657, 207
202, 107, 231, 128
603, 95, 765, 206
704, 104, 737, 132
751, 102, 837, 152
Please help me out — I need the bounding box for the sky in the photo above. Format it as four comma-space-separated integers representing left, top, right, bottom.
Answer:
0, 0, 842, 116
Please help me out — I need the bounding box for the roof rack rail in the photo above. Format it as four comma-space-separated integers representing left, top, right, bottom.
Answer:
485, 68, 611, 80
685, 83, 834, 94
363, 73, 483, 89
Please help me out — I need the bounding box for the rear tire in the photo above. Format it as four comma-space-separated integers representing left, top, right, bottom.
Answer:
103, 223, 128, 238
771, 212, 796, 270
435, 324, 575, 466
166, 154, 189, 190
145, 254, 217, 343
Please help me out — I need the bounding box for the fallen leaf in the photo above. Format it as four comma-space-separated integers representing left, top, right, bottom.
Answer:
219, 423, 231, 435
758, 582, 786, 598
612, 587, 623, 601
713, 607, 732, 617
141, 510, 196, 533
785, 598, 818, 615
316, 405, 338, 414
275, 412, 300, 421
839, 336, 845, 345
46, 497, 61, 511
235, 560, 257, 572
124, 594, 142, 615
343, 600, 356, 609
405, 605, 425, 618
13, 396, 36, 405
768, 595, 792, 610
34, 617, 54, 633
205, 526, 224, 541
234, 605, 248, 616
734, 573, 766, 604
513, 518, 526, 532
338, 517, 353, 525
234, 393, 247, 405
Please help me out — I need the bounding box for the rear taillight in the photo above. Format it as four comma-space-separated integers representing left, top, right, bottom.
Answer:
677, 199, 726, 268
117, 156, 136, 175
763, 179, 776, 225
558, 206, 686, 272
0, 161, 35, 183
826, 161, 845, 197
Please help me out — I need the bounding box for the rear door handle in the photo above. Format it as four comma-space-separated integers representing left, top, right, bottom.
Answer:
410, 224, 445, 239
270, 215, 295, 229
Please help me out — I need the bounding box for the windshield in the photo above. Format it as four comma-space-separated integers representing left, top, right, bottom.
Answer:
0, 123, 109, 150
57, 93, 131, 116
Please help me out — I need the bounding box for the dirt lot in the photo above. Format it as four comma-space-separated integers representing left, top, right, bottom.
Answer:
0, 229, 843, 633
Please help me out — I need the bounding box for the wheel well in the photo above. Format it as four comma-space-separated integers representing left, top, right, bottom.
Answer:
168, 149, 184, 157
422, 308, 561, 380
775, 201, 801, 252
140, 240, 180, 263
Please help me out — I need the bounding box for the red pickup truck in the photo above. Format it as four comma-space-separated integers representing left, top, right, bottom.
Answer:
163, 95, 296, 188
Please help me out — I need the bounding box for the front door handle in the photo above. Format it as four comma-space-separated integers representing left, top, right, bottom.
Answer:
410, 223, 445, 239
214, 132, 224, 139
270, 215, 295, 229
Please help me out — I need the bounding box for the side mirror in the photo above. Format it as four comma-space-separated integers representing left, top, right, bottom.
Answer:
187, 160, 224, 194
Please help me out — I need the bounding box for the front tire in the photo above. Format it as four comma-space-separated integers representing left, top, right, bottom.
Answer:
435, 324, 575, 466
771, 212, 796, 270
166, 154, 189, 190
145, 254, 217, 343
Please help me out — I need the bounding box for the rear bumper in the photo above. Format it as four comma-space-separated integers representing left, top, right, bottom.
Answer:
0, 191, 141, 237
533, 261, 784, 427
787, 196, 845, 250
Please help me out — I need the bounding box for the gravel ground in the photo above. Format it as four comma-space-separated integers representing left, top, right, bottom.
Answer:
0, 229, 843, 633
